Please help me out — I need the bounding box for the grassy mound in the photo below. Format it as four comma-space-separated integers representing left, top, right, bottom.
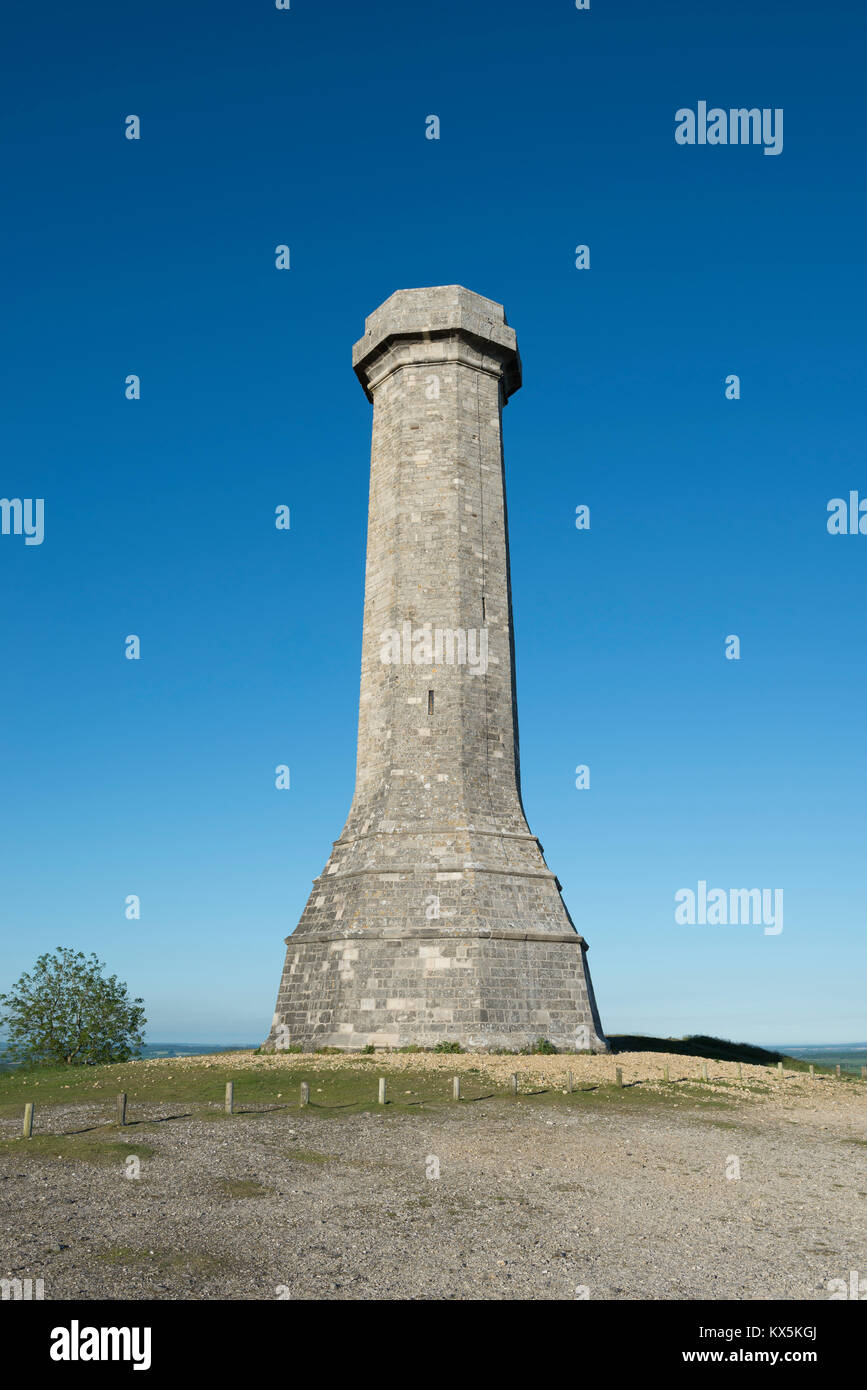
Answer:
610, 1034, 787, 1065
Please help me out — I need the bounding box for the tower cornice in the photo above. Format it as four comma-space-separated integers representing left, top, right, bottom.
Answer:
352, 284, 522, 402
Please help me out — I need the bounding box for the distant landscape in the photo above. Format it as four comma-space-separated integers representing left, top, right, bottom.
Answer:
0, 1041, 258, 1072
140, 1044, 259, 1060
778, 1043, 867, 1071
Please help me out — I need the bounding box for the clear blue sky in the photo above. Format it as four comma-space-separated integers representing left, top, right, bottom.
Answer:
1, 0, 864, 1045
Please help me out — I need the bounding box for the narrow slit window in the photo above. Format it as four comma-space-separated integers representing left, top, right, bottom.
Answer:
428, 689, 434, 716
482, 596, 486, 621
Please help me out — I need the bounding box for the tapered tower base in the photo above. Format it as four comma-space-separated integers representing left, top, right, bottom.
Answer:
268, 927, 606, 1052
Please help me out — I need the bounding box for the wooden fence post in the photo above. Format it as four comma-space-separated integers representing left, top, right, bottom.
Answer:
567, 1070, 574, 1094
510, 1073, 518, 1096
225, 1082, 234, 1115
116, 1093, 127, 1126
700, 1061, 708, 1082
777, 1061, 784, 1077
300, 1082, 309, 1107
663, 1064, 669, 1083
378, 1077, 387, 1105
615, 1067, 623, 1088
737, 1063, 743, 1081
22, 1103, 33, 1139
452, 1076, 461, 1101
809, 1065, 815, 1079
836, 1064, 842, 1078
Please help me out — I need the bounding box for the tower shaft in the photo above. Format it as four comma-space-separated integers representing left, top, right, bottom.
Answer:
266, 287, 607, 1052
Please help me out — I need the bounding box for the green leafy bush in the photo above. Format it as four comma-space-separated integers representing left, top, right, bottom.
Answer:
0, 947, 145, 1067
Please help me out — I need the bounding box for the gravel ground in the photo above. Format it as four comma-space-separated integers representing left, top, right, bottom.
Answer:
1, 1053, 864, 1301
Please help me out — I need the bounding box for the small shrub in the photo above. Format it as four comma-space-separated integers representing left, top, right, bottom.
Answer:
0, 947, 145, 1067
433, 1041, 463, 1054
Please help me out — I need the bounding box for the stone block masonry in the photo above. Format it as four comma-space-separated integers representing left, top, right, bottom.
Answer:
265, 286, 607, 1052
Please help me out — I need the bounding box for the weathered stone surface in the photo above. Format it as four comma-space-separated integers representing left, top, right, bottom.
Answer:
265, 286, 607, 1052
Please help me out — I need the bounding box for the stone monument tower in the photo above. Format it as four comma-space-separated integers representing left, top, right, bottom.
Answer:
266, 286, 607, 1052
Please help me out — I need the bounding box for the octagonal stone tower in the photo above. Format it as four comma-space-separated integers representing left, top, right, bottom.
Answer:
265, 286, 607, 1052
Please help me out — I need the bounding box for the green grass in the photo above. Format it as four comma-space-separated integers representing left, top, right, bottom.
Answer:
0, 1034, 857, 1134
0, 1133, 156, 1165
0, 1064, 741, 1145
3, 1035, 857, 1180
0, 1061, 492, 1122
0, 1065, 821, 1175
0, 1060, 308, 1116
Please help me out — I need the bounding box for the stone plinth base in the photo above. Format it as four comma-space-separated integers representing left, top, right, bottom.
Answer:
263, 929, 608, 1053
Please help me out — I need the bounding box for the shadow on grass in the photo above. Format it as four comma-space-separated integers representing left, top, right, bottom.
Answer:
303, 1101, 364, 1112
59, 1111, 194, 1136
